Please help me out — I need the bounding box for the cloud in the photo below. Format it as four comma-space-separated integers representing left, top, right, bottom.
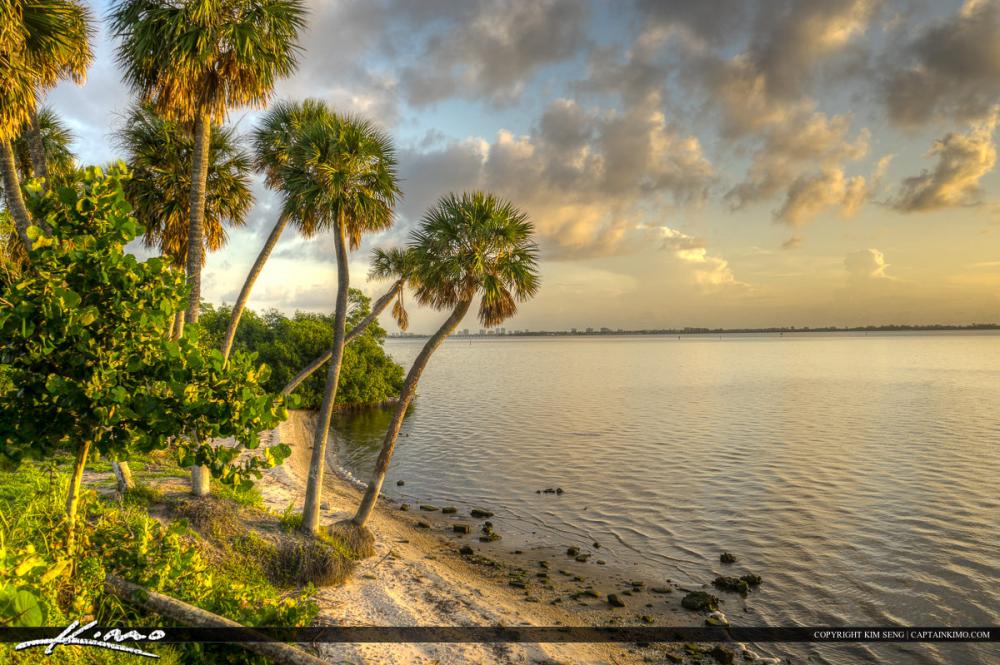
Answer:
881, 0, 1000, 127
775, 168, 867, 225
844, 248, 891, 280
382, 95, 714, 258
664, 0, 881, 136
724, 108, 870, 216
781, 236, 803, 250
892, 109, 998, 212
398, 0, 587, 106
642, 224, 746, 289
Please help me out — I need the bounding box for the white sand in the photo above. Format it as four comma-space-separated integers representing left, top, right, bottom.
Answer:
259, 410, 648, 665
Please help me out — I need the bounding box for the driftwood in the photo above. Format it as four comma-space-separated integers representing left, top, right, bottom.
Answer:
104, 575, 328, 665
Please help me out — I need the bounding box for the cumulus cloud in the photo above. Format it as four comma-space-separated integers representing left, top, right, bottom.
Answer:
892, 109, 998, 212
398, 0, 587, 106
845, 248, 891, 280
631, 1, 880, 224
665, 0, 881, 136
881, 0, 1000, 127
775, 168, 867, 225
642, 224, 745, 289
390, 94, 714, 257
724, 108, 871, 217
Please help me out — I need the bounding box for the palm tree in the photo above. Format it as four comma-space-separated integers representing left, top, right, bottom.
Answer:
12, 106, 76, 184
285, 112, 401, 535
1, 107, 74, 282
24, 2, 92, 186
110, 0, 306, 331
219, 99, 328, 362
1, 0, 93, 250
117, 104, 254, 269
282, 246, 413, 396
348, 192, 540, 532
116, 103, 253, 493
111, 0, 304, 496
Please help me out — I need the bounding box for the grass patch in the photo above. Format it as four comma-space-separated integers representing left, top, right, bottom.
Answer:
278, 502, 303, 532
215, 481, 264, 509
270, 536, 356, 587
328, 520, 376, 560
0, 461, 319, 664
122, 482, 161, 508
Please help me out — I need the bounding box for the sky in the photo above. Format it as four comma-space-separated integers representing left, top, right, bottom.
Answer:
45, 0, 1000, 332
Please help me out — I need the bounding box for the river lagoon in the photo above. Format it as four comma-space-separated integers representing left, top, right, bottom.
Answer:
332, 332, 1000, 665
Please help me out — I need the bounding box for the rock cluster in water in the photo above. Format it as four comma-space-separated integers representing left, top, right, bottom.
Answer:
681, 591, 720, 612
712, 573, 762, 595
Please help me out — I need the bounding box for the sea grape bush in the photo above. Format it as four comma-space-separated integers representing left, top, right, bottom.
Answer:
0, 164, 290, 503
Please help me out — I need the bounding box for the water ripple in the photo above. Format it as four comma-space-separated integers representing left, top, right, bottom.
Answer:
332, 333, 1000, 665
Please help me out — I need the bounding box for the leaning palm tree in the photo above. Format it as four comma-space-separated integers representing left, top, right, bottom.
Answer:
1, 0, 93, 251
110, 0, 306, 332
348, 192, 540, 533
117, 104, 254, 270
282, 246, 414, 395
219, 98, 329, 362
286, 112, 401, 535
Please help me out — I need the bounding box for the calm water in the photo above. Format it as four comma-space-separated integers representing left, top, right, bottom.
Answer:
331, 332, 1000, 664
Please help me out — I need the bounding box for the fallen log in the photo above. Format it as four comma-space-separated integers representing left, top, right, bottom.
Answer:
104, 575, 327, 665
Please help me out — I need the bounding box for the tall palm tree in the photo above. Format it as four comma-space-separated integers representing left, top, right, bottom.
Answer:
1, 107, 75, 282
1, 0, 93, 251
110, 0, 306, 331
24, 1, 92, 186
117, 104, 254, 269
285, 112, 401, 535
282, 246, 413, 395
220, 98, 328, 362
349, 192, 540, 531
12, 106, 76, 184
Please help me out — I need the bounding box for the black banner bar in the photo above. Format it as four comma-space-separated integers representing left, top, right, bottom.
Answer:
2, 626, 997, 644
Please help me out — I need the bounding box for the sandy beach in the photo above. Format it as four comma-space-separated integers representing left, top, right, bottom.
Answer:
263, 410, 709, 665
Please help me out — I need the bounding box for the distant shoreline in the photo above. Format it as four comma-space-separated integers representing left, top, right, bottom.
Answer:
389, 323, 1000, 339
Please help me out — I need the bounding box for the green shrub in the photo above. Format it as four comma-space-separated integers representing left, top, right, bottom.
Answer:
0, 462, 318, 662
198, 291, 404, 410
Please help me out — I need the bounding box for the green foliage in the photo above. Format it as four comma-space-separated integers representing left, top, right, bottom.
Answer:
278, 502, 304, 532
11, 106, 77, 182
0, 164, 289, 488
198, 290, 404, 410
117, 103, 253, 268
0, 462, 317, 661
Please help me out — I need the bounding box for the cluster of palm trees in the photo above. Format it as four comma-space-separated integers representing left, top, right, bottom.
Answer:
2, 0, 541, 548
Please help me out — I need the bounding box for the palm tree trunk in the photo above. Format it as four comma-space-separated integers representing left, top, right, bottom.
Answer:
185, 113, 211, 324
0, 139, 33, 252
66, 439, 93, 553
301, 215, 351, 534
221, 212, 290, 362
352, 298, 471, 527
282, 281, 402, 396
190, 432, 210, 497
27, 108, 48, 187
112, 460, 135, 494
172, 310, 185, 340
187, 113, 212, 496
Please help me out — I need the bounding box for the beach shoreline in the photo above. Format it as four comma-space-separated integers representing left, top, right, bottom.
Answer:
265, 410, 766, 665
